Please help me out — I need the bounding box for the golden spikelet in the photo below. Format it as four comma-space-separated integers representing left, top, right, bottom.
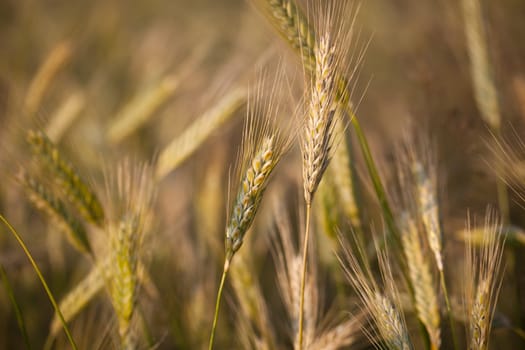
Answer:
104, 161, 156, 349
260, 0, 361, 104
308, 318, 361, 350
50, 254, 154, 338
411, 158, 443, 272
209, 74, 290, 350
462, 0, 501, 131
26, 129, 105, 226
339, 236, 413, 350
373, 293, 413, 350
226, 134, 280, 259
302, 34, 338, 205
259, 0, 316, 72
465, 213, 505, 350
399, 213, 441, 349
19, 171, 91, 254
109, 216, 139, 348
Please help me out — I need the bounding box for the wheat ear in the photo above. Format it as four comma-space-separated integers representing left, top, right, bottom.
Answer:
103, 161, 155, 349
19, 171, 91, 255
26, 129, 105, 226
259, 0, 398, 239
209, 102, 285, 349
339, 236, 413, 350
462, 0, 501, 132
399, 213, 441, 349
466, 213, 505, 350
409, 147, 459, 350
261, 0, 316, 72
462, 0, 508, 222
50, 255, 153, 338
225, 135, 281, 259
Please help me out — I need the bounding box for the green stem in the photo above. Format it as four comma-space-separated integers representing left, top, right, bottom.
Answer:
348, 110, 398, 239
0, 214, 77, 350
440, 270, 459, 350
208, 258, 230, 350
298, 203, 311, 350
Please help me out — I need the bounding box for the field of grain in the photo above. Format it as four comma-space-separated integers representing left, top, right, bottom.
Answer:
1, 0, 525, 349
